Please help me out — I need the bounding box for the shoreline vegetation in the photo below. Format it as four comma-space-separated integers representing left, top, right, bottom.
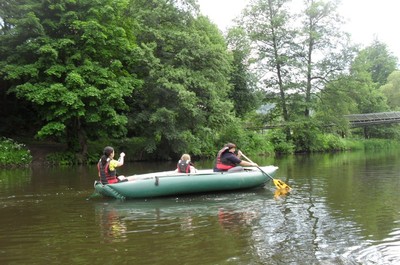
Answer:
1, 137, 399, 167
2, 1, 399, 167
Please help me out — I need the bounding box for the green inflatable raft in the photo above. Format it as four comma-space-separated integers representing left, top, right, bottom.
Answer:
94, 166, 279, 200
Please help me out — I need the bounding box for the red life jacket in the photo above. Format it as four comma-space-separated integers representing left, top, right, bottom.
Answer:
97, 160, 118, 184
215, 147, 235, 171
177, 160, 190, 173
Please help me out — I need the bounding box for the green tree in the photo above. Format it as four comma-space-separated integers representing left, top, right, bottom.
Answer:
226, 27, 262, 118
126, 0, 234, 159
237, 0, 296, 140
315, 75, 357, 136
236, 0, 352, 149
317, 55, 390, 139
342, 40, 398, 138
380, 70, 400, 110
299, 0, 352, 117
316, 71, 388, 137
351, 40, 398, 87
0, 0, 142, 162
348, 43, 393, 115
0, 0, 41, 136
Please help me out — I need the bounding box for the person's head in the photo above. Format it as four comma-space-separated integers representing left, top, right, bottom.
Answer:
103, 146, 115, 158
180, 154, 191, 161
101, 146, 114, 165
224, 143, 236, 153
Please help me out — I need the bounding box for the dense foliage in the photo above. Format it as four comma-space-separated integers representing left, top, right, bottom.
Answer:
125, 0, 236, 159
1, 0, 399, 165
229, 0, 399, 152
1, 0, 142, 163
0, 138, 32, 167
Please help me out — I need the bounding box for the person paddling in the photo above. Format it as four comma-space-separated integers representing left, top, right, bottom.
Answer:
97, 146, 127, 184
213, 143, 258, 173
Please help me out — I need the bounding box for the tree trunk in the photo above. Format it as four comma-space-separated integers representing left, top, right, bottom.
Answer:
66, 117, 88, 164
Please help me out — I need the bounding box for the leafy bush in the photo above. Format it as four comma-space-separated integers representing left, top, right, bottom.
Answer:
239, 132, 275, 157
0, 137, 32, 167
291, 121, 321, 152
311, 133, 347, 152
215, 123, 275, 157
88, 137, 149, 163
46, 151, 77, 165
267, 129, 294, 154
325, 134, 346, 150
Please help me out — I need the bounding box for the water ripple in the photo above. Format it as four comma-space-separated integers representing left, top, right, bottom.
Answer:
344, 227, 400, 264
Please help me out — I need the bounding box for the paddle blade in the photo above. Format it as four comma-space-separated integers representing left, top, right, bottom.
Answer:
274, 188, 291, 198
273, 179, 291, 190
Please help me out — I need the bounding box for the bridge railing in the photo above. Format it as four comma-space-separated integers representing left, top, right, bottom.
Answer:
344, 112, 400, 126
257, 112, 400, 129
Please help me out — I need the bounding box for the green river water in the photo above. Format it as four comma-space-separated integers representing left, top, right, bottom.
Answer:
0, 149, 399, 264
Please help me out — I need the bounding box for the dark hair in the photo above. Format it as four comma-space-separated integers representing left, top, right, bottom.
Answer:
100, 146, 114, 165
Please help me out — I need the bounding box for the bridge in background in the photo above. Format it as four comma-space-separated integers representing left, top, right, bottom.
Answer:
344, 112, 400, 127
262, 112, 400, 129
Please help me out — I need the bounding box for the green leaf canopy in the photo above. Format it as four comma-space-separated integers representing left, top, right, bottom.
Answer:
1, 0, 142, 159
127, 0, 234, 159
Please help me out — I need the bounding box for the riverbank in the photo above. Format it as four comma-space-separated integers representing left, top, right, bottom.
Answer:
3, 137, 400, 167
27, 142, 67, 165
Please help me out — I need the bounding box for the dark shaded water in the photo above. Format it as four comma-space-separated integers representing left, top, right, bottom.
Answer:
0, 150, 399, 264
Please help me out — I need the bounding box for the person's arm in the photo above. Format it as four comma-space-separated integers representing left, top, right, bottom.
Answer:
237, 150, 257, 167
190, 165, 197, 173
239, 160, 258, 167
116, 152, 125, 167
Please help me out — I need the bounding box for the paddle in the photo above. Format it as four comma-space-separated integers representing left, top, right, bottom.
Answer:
240, 152, 292, 190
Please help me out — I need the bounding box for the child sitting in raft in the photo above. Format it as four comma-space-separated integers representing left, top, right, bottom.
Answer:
175, 154, 197, 173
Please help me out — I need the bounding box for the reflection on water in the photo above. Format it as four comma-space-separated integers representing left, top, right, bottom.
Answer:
92, 192, 271, 264
218, 208, 259, 232
272, 150, 400, 264
96, 204, 128, 243
0, 149, 399, 264
0, 168, 32, 196
273, 188, 291, 199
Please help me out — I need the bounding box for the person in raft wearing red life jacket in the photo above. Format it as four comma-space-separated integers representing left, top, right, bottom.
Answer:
174, 154, 197, 173
97, 146, 127, 184
213, 143, 258, 173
